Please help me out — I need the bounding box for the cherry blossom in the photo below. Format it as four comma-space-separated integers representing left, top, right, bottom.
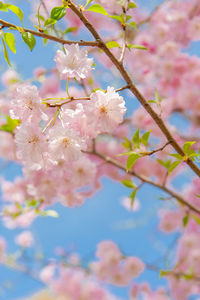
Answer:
54, 44, 93, 80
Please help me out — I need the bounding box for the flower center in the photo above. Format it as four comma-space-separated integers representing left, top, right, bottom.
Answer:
62, 137, 70, 148
100, 105, 107, 114
28, 136, 39, 144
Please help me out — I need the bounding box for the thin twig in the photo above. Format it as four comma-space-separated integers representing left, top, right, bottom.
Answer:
85, 149, 200, 215
0, 19, 98, 47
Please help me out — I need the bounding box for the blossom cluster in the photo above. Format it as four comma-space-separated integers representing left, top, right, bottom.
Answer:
90, 241, 145, 286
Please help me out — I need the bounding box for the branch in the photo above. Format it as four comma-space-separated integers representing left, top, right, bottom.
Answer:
66, 0, 200, 178
0, 19, 98, 47
86, 150, 200, 215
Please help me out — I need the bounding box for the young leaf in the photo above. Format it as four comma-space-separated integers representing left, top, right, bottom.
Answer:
1, 36, 11, 66
182, 214, 190, 227
130, 189, 137, 207
51, 6, 66, 21
141, 131, 151, 147
86, 4, 108, 15
170, 153, 183, 160
121, 179, 136, 188
0, 2, 8, 11
44, 18, 57, 27
126, 153, 140, 171
7, 4, 23, 23
148, 99, 157, 103
22, 32, 36, 51
3, 32, 16, 53
85, 0, 93, 8
192, 214, 200, 226
110, 15, 123, 22
122, 137, 132, 150
132, 129, 140, 148
106, 41, 120, 48
127, 21, 137, 30
128, 2, 137, 8
0, 116, 20, 133
129, 44, 149, 50
168, 160, 181, 174
64, 27, 77, 34
183, 141, 196, 155
157, 158, 171, 169
118, 151, 135, 157
155, 89, 162, 103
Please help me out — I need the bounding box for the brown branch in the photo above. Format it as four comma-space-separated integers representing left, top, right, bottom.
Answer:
45, 96, 90, 107
85, 150, 200, 215
45, 86, 129, 107
142, 141, 171, 156
0, 19, 98, 47
66, 0, 200, 178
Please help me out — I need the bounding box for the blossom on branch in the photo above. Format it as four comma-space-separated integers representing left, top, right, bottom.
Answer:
54, 44, 93, 81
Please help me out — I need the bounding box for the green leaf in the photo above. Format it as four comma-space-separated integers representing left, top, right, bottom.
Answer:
3, 32, 16, 53
26, 199, 38, 207
170, 153, 183, 160
128, 2, 137, 8
127, 21, 137, 30
44, 18, 57, 27
7, 4, 23, 23
51, 6, 66, 21
128, 44, 149, 50
168, 160, 181, 174
64, 27, 77, 34
22, 32, 36, 51
106, 41, 120, 48
85, 0, 93, 8
87, 4, 108, 15
121, 179, 136, 188
0, 2, 8, 11
184, 273, 193, 280
157, 158, 171, 169
118, 151, 135, 157
0, 116, 20, 133
148, 99, 157, 103
155, 89, 162, 103
110, 15, 123, 22
126, 153, 140, 171
192, 214, 200, 225
132, 129, 140, 148
1, 37, 11, 66
141, 131, 151, 147
15, 202, 22, 210
121, 137, 132, 150
183, 141, 196, 155
130, 189, 137, 207
183, 214, 190, 227
160, 270, 171, 277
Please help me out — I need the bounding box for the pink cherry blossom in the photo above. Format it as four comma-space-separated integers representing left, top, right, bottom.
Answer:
15, 123, 48, 170
15, 231, 34, 248
48, 124, 84, 163
89, 87, 126, 133
54, 44, 93, 80
10, 84, 43, 122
